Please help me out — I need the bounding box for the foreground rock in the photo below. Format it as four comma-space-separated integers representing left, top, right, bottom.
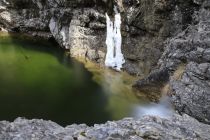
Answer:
1, 114, 210, 140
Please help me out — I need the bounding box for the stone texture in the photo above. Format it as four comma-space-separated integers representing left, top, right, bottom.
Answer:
1, 114, 210, 140
162, 1, 210, 124
134, 0, 210, 124
171, 62, 210, 124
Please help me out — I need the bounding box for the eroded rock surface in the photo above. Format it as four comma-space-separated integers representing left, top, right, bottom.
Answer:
135, 0, 210, 124
1, 114, 210, 140
171, 62, 210, 124
163, 1, 210, 125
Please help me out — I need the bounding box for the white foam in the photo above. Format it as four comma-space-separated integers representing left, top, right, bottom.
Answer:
105, 13, 115, 67
113, 13, 125, 71
105, 12, 125, 71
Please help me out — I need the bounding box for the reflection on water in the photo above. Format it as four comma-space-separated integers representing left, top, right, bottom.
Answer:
0, 33, 173, 126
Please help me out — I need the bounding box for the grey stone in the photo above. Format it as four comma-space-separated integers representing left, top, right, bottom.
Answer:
171, 62, 210, 124
134, 0, 210, 124
0, 114, 210, 140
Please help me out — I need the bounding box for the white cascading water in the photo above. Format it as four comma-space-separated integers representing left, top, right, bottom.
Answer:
105, 13, 115, 67
105, 10, 125, 71
113, 13, 125, 71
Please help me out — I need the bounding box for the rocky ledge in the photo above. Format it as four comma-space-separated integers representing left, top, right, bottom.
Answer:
1, 114, 210, 140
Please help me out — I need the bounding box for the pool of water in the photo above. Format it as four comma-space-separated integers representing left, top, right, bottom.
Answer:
0, 33, 173, 126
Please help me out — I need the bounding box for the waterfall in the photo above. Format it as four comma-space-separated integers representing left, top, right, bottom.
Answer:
113, 13, 125, 71
105, 13, 115, 68
105, 12, 125, 71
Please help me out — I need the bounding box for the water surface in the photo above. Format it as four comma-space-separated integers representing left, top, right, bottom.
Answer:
0, 33, 173, 126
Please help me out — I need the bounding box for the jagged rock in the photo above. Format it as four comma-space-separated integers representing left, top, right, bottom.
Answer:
0, 114, 210, 140
133, 68, 170, 100
163, 1, 210, 124
171, 62, 210, 124
134, 0, 210, 124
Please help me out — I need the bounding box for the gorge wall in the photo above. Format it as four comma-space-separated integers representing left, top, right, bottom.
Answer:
0, 0, 198, 76
134, 0, 210, 125
1, 0, 210, 139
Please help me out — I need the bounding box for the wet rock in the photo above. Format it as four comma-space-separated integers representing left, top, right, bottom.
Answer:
1, 114, 210, 140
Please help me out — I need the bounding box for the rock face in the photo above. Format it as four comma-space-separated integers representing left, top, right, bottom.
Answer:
1, 114, 210, 140
171, 62, 210, 124
1, 0, 210, 138
0, 0, 198, 75
135, 0, 210, 124
161, 0, 210, 125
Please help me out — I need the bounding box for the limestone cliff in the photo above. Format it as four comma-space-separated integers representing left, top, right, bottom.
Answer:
134, 0, 210, 125
1, 115, 210, 140
0, 0, 197, 75
1, 0, 210, 138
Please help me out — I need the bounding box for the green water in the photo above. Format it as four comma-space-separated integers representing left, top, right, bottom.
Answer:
0, 33, 172, 126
